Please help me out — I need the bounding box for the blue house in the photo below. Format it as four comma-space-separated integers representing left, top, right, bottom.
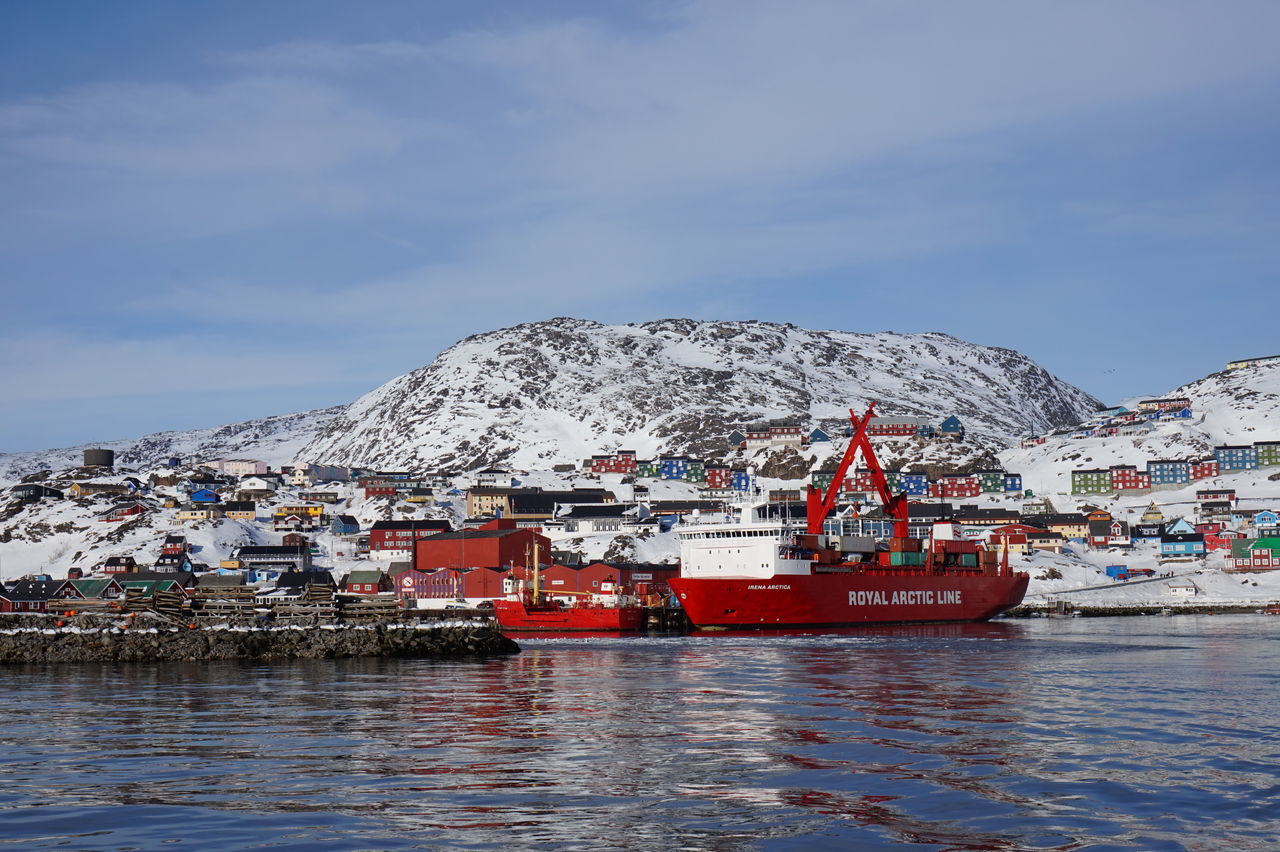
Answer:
916, 424, 936, 439
727, 430, 746, 446
1160, 533, 1205, 557
1215, 445, 1259, 471
247, 568, 281, 584
1164, 518, 1196, 535
900, 473, 930, 496
730, 469, 752, 491
659, 456, 690, 480
809, 428, 830, 443
1165, 407, 1193, 419
190, 488, 222, 504
331, 514, 360, 535
1003, 473, 1023, 493
939, 416, 964, 439
1147, 460, 1189, 486
1095, 406, 1129, 419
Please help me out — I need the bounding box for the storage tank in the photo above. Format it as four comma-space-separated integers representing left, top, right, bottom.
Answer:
83, 448, 115, 468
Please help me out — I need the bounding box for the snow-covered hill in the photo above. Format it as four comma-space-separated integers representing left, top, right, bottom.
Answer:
301, 318, 1100, 471
999, 361, 1280, 496
0, 406, 344, 488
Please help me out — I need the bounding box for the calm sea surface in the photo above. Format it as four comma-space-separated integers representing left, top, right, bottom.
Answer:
0, 616, 1277, 851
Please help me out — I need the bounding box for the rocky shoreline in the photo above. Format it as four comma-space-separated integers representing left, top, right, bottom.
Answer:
0, 614, 520, 663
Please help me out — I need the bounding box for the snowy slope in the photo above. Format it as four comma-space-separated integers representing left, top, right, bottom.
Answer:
302, 318, 1099, 471
0, 406, 344, 488
999, 361, 1280, 498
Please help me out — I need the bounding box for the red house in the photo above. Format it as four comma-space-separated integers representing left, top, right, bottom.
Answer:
1205, 529, 1243, 551
1190, 459, 1220, 480
937, 474, 980, 499
1196, 488, 1235, 503
1111, 465, 1146, 491
161, 535, 187, 556
360, 478, 397, 498
704, 464, 731, 489
98, 501, 147, 522
368, 519, 454, 553
590, 451, 638, 475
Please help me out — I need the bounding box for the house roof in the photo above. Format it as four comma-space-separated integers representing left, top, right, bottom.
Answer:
558, 503, 637, 519
69, 578, 119, 598
129, 570, 195, 586
369, 519, 452, 531
2, 579, 67, 601
276, 570, 335, 588
236, 546, 309, 557
345, 570, 386, 584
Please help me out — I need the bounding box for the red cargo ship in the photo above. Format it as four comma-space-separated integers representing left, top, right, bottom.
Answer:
670, 403, 1029, 630
493, 541, 645, 632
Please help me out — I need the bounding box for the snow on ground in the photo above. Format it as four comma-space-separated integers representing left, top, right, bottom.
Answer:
1018, 544, 1280, 607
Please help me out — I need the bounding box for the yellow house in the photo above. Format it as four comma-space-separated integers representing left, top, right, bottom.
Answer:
222, 501, 257, 520
273, 504, 325, 518
67, 482, 130, 498
1045, 516, 1088, 539
466, 488, 514, 517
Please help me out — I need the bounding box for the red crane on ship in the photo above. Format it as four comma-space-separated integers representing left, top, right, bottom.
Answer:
804, 403, 910, 539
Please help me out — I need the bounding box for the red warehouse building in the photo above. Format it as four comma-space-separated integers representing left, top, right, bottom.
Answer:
413, 520, 551, 572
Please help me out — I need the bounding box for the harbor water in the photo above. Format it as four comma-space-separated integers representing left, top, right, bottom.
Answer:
1, 615, 1277, 850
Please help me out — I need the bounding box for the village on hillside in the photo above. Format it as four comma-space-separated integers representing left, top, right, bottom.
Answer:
4, 361, 1280, 617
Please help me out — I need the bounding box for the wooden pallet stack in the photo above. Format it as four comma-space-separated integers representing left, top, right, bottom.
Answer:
338, 597, 404, 623
47, 599, 122, 617
152, 589, 191, 620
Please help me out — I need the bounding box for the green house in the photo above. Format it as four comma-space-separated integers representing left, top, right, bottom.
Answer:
635, 459, 660, 478
1071, 468, 1113, 495
976, 470, 1006, 493
1257, 442, 1280, 467
683, 460, 706, 484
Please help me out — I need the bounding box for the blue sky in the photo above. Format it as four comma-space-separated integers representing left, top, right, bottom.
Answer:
3, 1, 1279, 452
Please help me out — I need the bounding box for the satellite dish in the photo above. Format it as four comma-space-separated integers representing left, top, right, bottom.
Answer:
691, 509, 701, 519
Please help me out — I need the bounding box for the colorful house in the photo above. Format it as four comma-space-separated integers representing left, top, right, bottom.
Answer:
1147, 460, 1189, 487
1160, 533, 1205, 558
1257, 442, 1280, 467
1215, 445, 1259, 471
222, 501, 257, 520
1229, 538, 1280, 571
938, 416, 965, 439
1071, 469, 1112, 495
1189, 458, 1220, 479
344, 570, 392, 595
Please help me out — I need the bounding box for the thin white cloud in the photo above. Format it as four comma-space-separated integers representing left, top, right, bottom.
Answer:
0, 76, 409, 177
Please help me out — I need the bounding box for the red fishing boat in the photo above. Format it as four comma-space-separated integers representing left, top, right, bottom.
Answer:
669, 403, 1029, 630
492, 541, 645, 632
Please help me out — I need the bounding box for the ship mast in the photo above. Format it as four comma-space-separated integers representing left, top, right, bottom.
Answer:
805, 403, 910, 539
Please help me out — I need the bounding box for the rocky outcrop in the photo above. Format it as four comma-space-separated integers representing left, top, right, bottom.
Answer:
302, 318, 1101, 471
0, 614, 519, 663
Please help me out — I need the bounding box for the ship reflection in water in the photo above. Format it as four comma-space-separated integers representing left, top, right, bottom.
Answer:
0, 617, 1277, 849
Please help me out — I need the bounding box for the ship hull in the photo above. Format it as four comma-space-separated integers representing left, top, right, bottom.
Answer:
669, 571, 1029, 629
492, 600, 646, 632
